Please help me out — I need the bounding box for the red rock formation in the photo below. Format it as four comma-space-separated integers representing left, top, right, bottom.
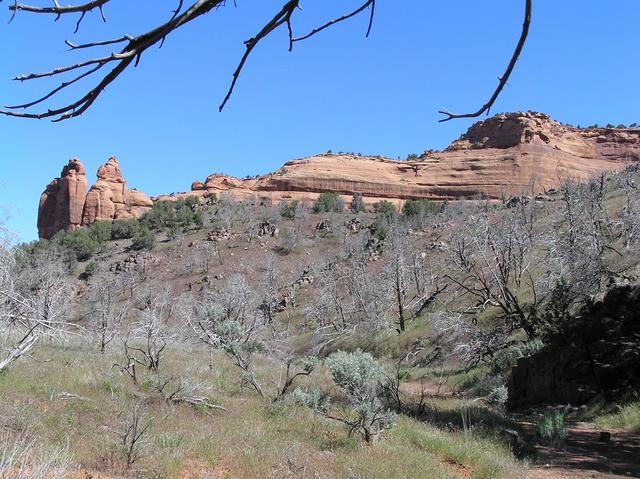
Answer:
81, 157, 153, 225
37, 159, 88, 239
39, 112, 640, 238
155, 112, 640, 207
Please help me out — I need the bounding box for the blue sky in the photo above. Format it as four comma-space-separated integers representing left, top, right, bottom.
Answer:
1, 0, 639, 242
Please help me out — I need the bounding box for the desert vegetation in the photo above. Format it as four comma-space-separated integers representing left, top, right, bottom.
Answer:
2, 166, 640, 477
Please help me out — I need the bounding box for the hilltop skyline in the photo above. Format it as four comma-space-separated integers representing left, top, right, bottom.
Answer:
2, 1, 639, 241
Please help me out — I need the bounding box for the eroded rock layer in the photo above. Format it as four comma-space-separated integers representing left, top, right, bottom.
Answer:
156, 112, 640, 207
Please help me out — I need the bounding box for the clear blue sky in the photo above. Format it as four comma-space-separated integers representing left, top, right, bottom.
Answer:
1, 0, 638, 242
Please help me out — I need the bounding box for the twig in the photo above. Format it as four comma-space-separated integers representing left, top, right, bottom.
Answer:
438, 0, 532, 122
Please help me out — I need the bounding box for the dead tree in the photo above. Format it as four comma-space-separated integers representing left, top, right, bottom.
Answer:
127, 286, 175, 371
382, 229, 445, 333
105, 400, 151, 469
440, 204, 544, 363
0, 249, 73, 372
1, 0, 532, 121
88, 277, 129, 353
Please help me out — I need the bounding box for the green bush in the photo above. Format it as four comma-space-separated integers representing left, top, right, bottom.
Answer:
595, 400, 640, 433
111, 219, 141, 240
141, 197, 202, 232
536, 411, 568, 447
350, 194, 365, 214
279, 199, 299, 219
373, 200, 396, 221
313, 192, 343, 213
402, 199, 442, 218
55, 229, 100, 261
486, 386, 509, 408
83, 260, 99, 277
131, 227, 155, 251
326, 349, 385, 395
294, 349, 395, 443
368, 217, 389, 241
88, 221, 113, 243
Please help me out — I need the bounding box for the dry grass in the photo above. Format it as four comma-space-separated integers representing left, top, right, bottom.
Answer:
0, 341, 527, 478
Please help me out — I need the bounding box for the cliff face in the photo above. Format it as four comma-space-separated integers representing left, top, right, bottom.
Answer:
39, 112, 640, 238
157, 112, 640, 206
37, 159, 88, 239
37, 157, 152, 239
81, 157, 153, 225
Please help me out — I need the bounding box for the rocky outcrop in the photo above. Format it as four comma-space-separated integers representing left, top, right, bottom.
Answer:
508, 285, 640, 408
81, 157, 153, 225
37, 159, 88, 239
38, 157, 153, 238
39, 112, 640, 238
156, 112, 640, 207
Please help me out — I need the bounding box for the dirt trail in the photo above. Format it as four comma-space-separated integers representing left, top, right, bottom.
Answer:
528, 422, 640, 479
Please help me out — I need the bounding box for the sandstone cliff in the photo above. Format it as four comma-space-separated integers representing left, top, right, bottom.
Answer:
39, 112, 640, 238
37, 159, 88, 239
156, 112, 640, 207
81, 157, 153, 225
37, 157, 153, 239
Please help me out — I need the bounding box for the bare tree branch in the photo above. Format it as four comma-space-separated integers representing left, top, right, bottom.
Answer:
1, 0, 529, 121
1, 0, 228, 121
291, 0, 375, 43
438, 0, 532, 122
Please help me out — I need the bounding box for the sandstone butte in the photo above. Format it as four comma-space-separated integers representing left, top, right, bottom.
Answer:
38, 112, 640, 239
38, 157, 153, 239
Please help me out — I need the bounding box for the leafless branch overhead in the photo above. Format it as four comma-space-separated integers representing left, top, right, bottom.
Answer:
1, 0, 530, 121
438, 0, 532, 122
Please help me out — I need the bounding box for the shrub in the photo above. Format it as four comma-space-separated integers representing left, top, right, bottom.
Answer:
350, 194, 365, 213
131, 227, 155, 251
167, 224, 183, 242
278, 227, 298, 255
536, 411, 568, 447
486, 386, 509, 408
140, 197, 202, 232
313, 192, 343, 213
56, 229, 100, 261
373, 200, 396, 221
294, 350, 396, 443
83, 260, 99, 278
368, 217, 389, 241
402, 199, 442, 218
111, 219, 141, 240
594, 399, 640, 433
326, 349, 385, 396
88, 221, 113, 243
279, 199, 299, 219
